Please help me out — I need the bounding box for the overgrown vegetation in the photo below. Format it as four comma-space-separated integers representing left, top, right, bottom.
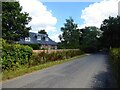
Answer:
109, 48, 120, 87
2, 39, 33, 71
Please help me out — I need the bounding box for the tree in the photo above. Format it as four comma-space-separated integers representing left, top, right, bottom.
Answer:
59, 17, 80, 49
38, 29, 48, 35
100, 16, 120, 49
2, 2, 32, 43
79, 26, 102, 52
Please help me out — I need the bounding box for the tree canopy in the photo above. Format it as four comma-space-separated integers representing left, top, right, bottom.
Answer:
2, 2, 32, 43
38, 29, 48, 35
100, 16, 120, 48
59, 17, 80, 49
79, 26, 102, 52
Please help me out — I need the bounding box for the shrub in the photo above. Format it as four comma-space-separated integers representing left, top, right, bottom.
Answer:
2, 39, 33, 71
109, 48, 120, 87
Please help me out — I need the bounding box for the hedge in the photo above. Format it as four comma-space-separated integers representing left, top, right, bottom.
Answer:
109, 48, 120, 87
2, 38, 84, 72
2, 39, 33, 71
29, 50, 84, 67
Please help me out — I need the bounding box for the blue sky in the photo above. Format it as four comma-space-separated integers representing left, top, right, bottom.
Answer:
43, 2, 93, 35
19, 0, 118, 42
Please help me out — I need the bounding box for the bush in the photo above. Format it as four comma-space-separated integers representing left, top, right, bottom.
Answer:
2, 39, 33, 71
110, 48, 120, 87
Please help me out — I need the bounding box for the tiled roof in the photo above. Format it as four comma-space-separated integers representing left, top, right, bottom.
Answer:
19, 32, 57, 45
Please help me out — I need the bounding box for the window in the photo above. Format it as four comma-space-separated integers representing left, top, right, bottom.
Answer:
45, 37, 49, 41
43, 36, 45, 40
37, 36, 41, 40
25, 37, 30, 42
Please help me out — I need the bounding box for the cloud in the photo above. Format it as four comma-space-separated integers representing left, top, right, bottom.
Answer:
80, 0, 119, 29
49, 33, 60, 42
18, 0, 57, 33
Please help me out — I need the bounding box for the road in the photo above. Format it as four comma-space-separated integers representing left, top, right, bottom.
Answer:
2, 52, 116, 88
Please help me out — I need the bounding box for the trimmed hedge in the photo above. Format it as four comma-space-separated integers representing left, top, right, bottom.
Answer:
2, 39, 33, 71
110, 48, 120, 87
29, 50, 84, 67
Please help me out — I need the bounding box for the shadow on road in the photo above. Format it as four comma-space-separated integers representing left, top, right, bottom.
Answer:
90, 70, 118, 88
90, 52, 118, 89
90, 71, 111, 88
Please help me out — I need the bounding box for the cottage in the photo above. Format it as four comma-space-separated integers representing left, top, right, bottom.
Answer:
19, 32, 57, 50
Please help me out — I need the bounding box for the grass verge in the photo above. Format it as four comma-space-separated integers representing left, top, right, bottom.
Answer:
1, 54, 85, 82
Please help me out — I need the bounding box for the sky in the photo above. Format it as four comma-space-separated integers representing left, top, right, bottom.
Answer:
18, 0, 119, 42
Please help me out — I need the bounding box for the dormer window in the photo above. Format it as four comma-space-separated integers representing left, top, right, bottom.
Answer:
45, 37, 49, 41
43, 36, 45, 41
25, 37, 30, 42
37, 35, 41, 40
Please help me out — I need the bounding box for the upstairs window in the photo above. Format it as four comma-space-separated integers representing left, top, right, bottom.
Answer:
43, 36, 45, 40
37, 35, 41, 40
43, 37, 49, 41
45, 37, 49, 41
25, 37, 30, 42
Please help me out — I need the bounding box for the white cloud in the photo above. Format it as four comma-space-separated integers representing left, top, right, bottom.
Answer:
80, 0, 119, 29
49, 33, 60, 42
49, 31, 62, 42
18, 0, 57, 34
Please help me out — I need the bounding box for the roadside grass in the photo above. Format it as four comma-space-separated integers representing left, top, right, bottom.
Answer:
1, 54, 86, 82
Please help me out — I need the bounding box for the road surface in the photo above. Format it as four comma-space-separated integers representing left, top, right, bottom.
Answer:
2, 52, 117, 88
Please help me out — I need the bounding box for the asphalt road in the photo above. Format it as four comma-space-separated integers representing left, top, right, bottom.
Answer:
2, 52, 116, 88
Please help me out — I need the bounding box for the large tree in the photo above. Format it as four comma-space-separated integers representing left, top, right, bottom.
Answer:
2, 2, 32, 42
100, 16, 120, 48
59, 17, 80, 49
79, 26, 102, 52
